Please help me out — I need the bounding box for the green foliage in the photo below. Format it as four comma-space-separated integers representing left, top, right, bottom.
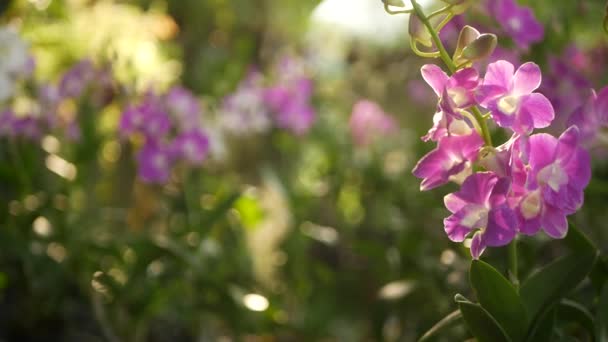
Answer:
470, 260, 529, 341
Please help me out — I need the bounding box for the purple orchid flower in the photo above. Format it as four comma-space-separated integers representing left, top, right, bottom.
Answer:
165, 86, 201, 131
172, 130, 210, 165
265, 78, 316, 135
119, 99, 171, 139
59, 59, 96, 98
477, 60, 554, 134
515, 126, 591, 238
567, 87, 608, 148
421, 64, 480, 117
349, 100, 397, 146
137, 141, 174, 183
487, 0, 543, 49
444, 172, 517, 259
412, 131, 484, 191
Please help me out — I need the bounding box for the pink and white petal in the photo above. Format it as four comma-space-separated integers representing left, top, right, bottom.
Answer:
514, 105, 535, 134
483, 60, 515, 89
520, 93, 555, 129
541, 204, 568, 239
476, 85, 508, 106
444, 193, 468, 214
555, 125, 580, 164
457, 172, 498, 204
519, 214, 542, 236
484, 206, 517, 246
469, 231, 486, 259
563, 149, 591, 191
444, 214, 471, 242
421, 64, 449, 96
512, 62, 542, 95
528, 133, 558, 170
450, 67, 480, 89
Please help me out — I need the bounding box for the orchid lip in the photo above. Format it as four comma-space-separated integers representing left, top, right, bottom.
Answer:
498, 95, 519, 115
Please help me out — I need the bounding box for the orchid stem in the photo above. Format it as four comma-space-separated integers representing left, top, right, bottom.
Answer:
408, 0, 493, 147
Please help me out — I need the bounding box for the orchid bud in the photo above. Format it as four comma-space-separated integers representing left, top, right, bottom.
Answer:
409, 14, 433, 47
461, 34, 497, 61
453, 26, 480, 65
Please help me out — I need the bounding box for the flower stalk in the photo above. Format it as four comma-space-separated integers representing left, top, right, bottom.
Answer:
409, 0, 493, 147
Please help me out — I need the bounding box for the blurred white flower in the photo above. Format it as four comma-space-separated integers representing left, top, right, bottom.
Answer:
0, 27, 30, 101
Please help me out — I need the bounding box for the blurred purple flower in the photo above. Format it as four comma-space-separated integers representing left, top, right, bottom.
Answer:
487, 0, 543, 49
166, 86, 201, 131
137, 141, 174, 183
59, 59, 96, 98
349, 99, 397, 146
172, 130, 210, 165
567, 87, 608, 148
220, 70, 272, 135
265, 78, 315, 135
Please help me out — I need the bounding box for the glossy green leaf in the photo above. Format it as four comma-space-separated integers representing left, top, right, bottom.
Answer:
597, 283, 608, 342
455, 294, 510, 342
520, 251, 597, 322
470, 260, 528, 341
418, 309, 462, 342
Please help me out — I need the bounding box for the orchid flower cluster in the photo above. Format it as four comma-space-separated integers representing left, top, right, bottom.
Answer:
0, 56, 114, 141
119, 87, 210, 183
398, 0, 592, 258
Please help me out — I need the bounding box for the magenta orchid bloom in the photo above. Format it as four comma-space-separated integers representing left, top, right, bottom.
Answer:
166, 86, 202, 131
477, 60, 554, 134
137, 141, 174, 183
349, 100, 397, 146
515, 126, 591, 238
488, 0, 543, 49
172, 130, 210, 165
567, 86, 608, 148
421, 64, 480, 117
412, 131, 483, 191
422, 111, 475, 142
444, 172, 517, 259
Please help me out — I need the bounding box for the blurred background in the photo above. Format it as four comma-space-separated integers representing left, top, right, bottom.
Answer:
1, 0, 608, 340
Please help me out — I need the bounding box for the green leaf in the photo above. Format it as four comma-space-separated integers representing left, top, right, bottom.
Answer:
597, 283, 608, 342
455, 294, 511, 342
557, 299, 595, 341
470, 260, 529, 341
564, 223, 596, 254
418, 310, 462, 342
520, 251, 597, 322
525, 305, 556, 342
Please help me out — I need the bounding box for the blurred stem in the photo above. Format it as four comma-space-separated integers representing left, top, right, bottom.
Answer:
183, 168, 199, 230
9, 139, 32, 194
509, 237, 519, 288
408, 0, 493, 147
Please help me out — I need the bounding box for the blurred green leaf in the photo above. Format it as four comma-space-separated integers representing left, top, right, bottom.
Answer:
470, 260, 528, 341
597, 283, 608, 342
557, 299, 595, 340
455, 294, 510, 342
525, 305, 555, 342
234, 194, 264, 230
418, 309, 462, 342
520, 251, 597, 323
